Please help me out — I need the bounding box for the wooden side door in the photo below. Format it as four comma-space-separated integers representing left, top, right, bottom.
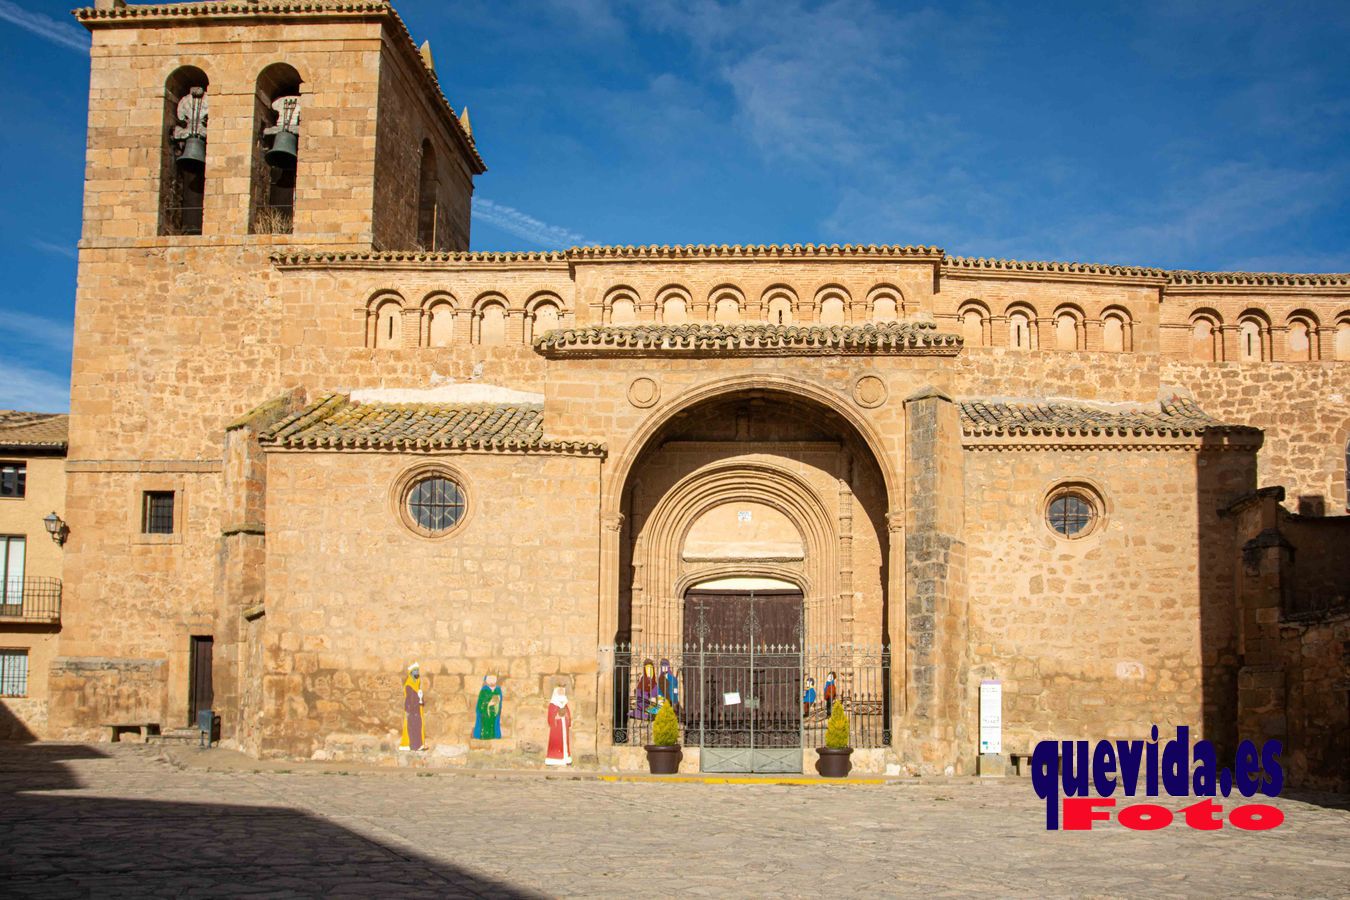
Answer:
188, 636, 214, 727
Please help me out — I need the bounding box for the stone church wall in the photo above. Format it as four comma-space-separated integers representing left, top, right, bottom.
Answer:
257, 450, 602, 761
963, 446, 1220, 751
1164, 360, 1350, 511
49, 466, 222, 738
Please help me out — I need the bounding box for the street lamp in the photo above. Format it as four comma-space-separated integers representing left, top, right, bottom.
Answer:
43, 512, 66, 546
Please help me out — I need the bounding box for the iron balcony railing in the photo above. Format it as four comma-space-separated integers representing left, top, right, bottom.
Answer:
0, 577, 62, 622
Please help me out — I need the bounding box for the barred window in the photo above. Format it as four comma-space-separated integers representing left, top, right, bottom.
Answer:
1046, 488, 1099, 539
406, 477, 465, 534
0, 649, 28, 697
0, 463, 24, 498
142, 491, 175, 535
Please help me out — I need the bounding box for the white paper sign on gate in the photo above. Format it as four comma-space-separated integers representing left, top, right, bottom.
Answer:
723, 692, 741, 706
979, 680, 1002, 754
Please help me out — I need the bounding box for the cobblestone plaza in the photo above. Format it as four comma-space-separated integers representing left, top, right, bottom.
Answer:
2, 743, 1347, 898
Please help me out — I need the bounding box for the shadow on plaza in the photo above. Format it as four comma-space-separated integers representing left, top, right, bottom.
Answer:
0, 742, 539, 898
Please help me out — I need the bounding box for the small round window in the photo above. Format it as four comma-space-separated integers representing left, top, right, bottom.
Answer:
1046, 487, 1099, 539
406, 476, 466, 534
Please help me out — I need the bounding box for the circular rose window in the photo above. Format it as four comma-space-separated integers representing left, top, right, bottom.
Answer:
1045, 486, 1101, 539
404, 475, 466, 535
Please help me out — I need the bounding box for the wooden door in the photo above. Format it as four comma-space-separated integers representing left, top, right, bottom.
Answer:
683, 590, 804, 772
188, 636, 214, 727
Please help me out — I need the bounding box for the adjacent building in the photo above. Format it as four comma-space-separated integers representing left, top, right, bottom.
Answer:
0, 412, 68, 740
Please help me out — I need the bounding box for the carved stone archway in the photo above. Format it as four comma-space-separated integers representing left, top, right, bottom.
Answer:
629, 458, 849, 651
596, 379, 902, 748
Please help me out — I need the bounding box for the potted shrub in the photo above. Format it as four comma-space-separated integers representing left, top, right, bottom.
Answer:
644, 700, 683, 774
815, 703, 853, 777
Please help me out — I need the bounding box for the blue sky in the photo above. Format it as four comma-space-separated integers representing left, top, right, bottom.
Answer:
1, 0, 1348, 412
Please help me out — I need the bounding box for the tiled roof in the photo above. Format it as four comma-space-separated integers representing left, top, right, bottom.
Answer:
535, 322, 962, 356
259, 394, 604, 455
74, 2, 485, 174
958, 397, 1254, 438
0, 411, 69, 450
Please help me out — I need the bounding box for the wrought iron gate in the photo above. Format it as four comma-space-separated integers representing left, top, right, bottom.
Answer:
614, 590, 890, 773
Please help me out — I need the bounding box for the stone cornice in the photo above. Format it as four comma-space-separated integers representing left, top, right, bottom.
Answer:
266, 245, 1349, 296
965, 439, 1200, 451
943, 256, 1169, 286
1163, 270, 1350, 297
534, 322, 963, 358
565, 243, 945, 262
962, 434, 1264, 452
1167, 270, 1350, 287
74, 1, 485, 174
271, 249, 569, 269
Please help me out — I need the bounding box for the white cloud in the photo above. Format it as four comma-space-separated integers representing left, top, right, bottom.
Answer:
1053, 161, 1349, 268
472, 197, 588, 247
30, 238, 77, 260
641, 0, 982, 168
0, 1, 90, 54
5, 311, 74, 355
0, 362, 69, 413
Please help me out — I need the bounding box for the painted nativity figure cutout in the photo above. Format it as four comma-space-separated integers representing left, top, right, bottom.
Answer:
400, 662, 426, 751
546, 686, 572, 766
631, 658, 658, 720
474, 674, 503, 740
657, 657, 679, 714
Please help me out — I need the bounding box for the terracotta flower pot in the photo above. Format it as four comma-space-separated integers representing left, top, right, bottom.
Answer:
644, 744, 683, 774
815, 747, 854, 778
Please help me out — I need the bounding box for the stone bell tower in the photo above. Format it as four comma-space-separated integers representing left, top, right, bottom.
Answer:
51, 0, 485, 742
75, 0, 484, 248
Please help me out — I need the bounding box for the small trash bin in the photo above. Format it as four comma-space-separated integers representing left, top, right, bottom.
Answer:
197, 709, 221, 747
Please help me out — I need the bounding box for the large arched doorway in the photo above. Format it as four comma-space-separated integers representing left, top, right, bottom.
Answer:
681, 580, 805, 772
611, 389, 892, 772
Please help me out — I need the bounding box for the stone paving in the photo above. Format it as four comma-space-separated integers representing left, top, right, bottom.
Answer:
1, 744, 1348, 898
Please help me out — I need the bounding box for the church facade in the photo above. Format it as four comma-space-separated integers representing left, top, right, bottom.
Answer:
39, 1, 1348, 782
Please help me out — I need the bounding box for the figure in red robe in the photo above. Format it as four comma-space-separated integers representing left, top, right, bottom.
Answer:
546, 686, 572, 766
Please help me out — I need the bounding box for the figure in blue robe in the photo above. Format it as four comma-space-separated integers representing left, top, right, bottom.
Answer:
657, 658, 680, 715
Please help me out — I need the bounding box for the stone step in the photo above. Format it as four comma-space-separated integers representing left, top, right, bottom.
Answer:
147, 729, 203, 746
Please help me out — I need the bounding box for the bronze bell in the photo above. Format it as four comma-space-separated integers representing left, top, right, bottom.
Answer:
265, 129, 298, 169
176, 135, 207, 172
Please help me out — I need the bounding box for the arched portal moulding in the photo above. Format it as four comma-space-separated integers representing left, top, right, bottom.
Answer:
594, 373, 906, 744
602, 373, 902, 518
674, 565, 811, 599
630, 459, 839, 649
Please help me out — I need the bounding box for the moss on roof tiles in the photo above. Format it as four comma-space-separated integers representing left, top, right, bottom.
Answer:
958, 397, 1254, 438
259, 395, 604, 455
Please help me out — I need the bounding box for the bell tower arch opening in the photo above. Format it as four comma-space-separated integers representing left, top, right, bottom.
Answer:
611, 387, 893, 771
